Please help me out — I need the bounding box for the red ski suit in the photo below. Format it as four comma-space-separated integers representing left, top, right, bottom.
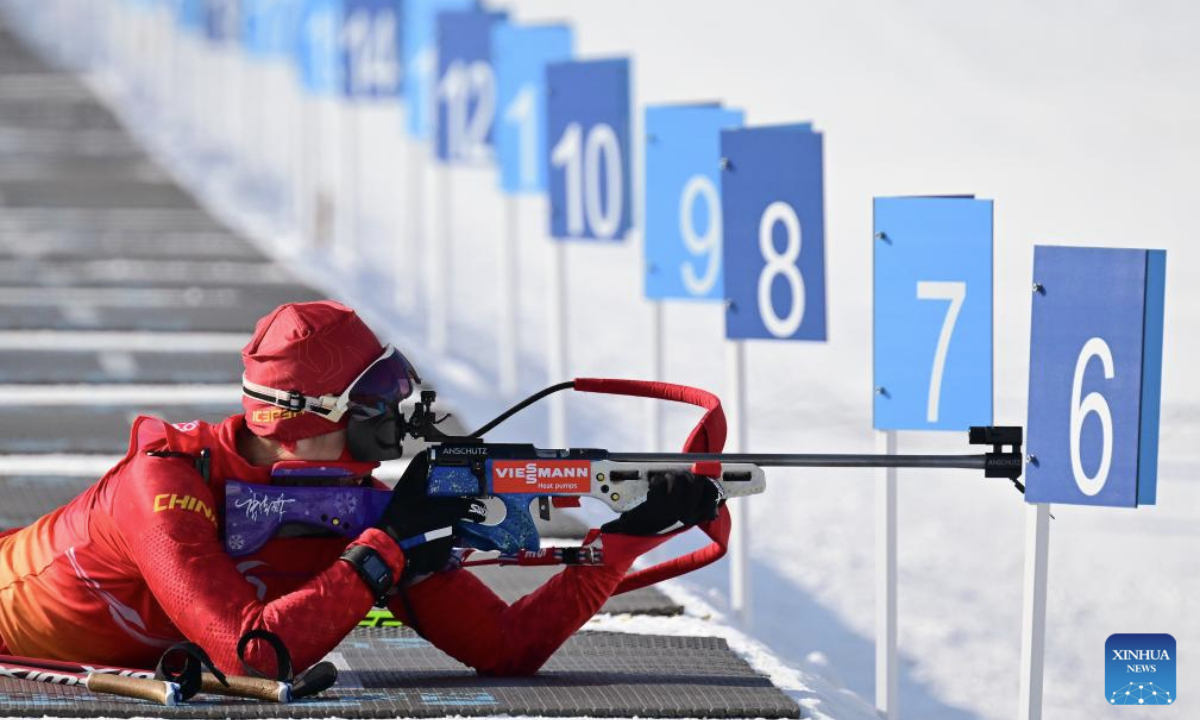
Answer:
0, 414, 672, 675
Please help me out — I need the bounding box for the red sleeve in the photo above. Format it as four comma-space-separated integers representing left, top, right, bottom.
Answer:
114, 454, 405, 674
387, 532, 674, 676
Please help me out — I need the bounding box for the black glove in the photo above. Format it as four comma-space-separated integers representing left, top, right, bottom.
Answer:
601, 470, 722, 536
377, 453, 486, 577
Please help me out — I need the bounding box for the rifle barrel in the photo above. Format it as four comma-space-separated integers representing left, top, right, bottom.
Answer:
605, 452, 989, 471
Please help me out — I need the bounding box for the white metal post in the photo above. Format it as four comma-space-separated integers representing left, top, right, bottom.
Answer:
645, 301, 664, 451
296, 93, 318, 247
725, 340, 750, 625
428, 162, 450, 355
497, 197, 520, 397
876, 429, 899, 719
547, 241, 568, 447
336, 99, 360, 267
397, 134, 424, 315
1018, 502, 1051, 720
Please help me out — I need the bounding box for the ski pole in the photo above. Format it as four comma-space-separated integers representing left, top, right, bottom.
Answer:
0, 655, 181, 706
0, 652, 290, 703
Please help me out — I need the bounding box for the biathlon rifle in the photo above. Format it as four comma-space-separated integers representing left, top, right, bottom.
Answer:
227, 379, 1025, 591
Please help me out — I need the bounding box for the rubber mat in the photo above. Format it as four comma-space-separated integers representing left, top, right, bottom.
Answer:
0, 178, 198, 208
0, 258, 303, 287
0, 404, 469, 454
0, 288, 325, 332
0, 350, 243, 384
0, 98, 124, 131
0, 228, 257, 261
0, 628, 799, 718
0, 475, 91, 529
0, 405, 238, 453
0, 206, 231, 231
0, 156, 169, 183
0, 126, 145, 160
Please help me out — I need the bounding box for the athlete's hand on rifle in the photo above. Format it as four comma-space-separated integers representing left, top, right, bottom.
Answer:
601, 470, 722, 536
377, 453, 486, 577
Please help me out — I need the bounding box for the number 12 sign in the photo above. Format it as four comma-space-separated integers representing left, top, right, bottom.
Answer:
873, 196, 993, 431
720, 124, 827, 340
436, 9, 507, 163
1026, 246, 1166, 507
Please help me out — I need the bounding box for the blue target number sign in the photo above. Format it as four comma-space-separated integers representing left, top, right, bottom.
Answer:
435, 9, 507, 163
402, 0, 473, 140
296, 0, 343, 94
720, 124, 827, 340
340, 0, 402, 97
492, 24, 573, 194
644, 104, 744, 301
546, 58, 632, 241
242, 0, 302, 59
204, 0, 241, 42
1026, 246, 1166, 507
873, 197, 993, 431
176, 0, 208, 35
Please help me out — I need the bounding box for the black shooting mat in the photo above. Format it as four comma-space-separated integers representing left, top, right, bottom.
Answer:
0, 475, 91, 529
0, 288, 324, 331
0, 405, 479, 454
0, 226, 257, 261
0, 258, 302, 287
0, 405, 238, 453
0, 349, 243, 384
0, 177, 198, 209
0, 627, 799, 719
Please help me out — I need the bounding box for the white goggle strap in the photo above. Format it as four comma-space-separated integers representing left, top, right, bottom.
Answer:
241, 375, 347, 423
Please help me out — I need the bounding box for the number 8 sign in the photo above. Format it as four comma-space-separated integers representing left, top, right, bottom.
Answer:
720, 124, 827, 340
1026, 246, 1166, 507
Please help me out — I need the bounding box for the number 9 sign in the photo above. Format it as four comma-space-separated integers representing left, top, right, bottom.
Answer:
644, 104, 744, 301
720, 124, 827, 340
1026, 246, 1166, 507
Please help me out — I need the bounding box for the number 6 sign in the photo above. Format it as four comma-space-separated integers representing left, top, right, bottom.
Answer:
1026, 246, 1166, 507
720, 124, 827, 341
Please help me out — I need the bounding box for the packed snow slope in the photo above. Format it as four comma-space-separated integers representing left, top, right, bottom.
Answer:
25, 1, 1197, 719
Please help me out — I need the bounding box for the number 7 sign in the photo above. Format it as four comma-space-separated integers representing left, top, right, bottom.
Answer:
873, 197, 993, 431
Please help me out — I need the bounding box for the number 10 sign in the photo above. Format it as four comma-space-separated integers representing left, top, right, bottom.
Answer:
1026, 246, 1166, 507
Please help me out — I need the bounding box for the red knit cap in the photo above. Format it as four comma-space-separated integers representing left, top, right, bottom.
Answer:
242, 301, 385, 442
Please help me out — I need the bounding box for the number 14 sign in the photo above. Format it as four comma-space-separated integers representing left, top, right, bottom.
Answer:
1026, 246, 1166, 507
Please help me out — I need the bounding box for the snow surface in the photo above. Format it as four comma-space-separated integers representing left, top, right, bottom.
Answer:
8, 1, 1199, 719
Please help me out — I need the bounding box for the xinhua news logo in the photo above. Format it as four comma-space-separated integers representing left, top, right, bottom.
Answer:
1106, 634, 1176, 706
